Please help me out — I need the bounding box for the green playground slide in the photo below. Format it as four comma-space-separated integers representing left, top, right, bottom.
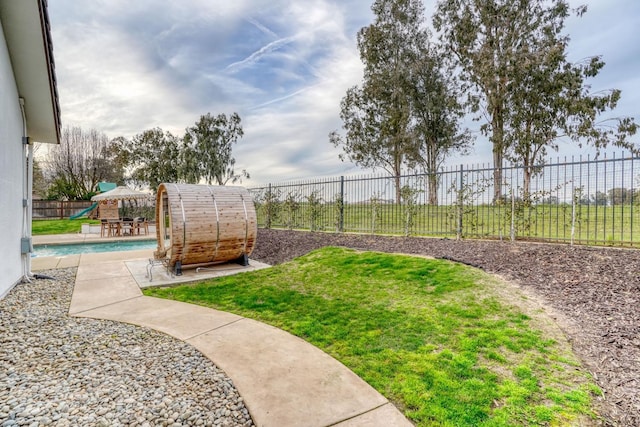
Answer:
69, 202, 98, 219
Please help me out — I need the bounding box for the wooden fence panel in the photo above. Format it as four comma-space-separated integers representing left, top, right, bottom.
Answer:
32, 200, 95, 220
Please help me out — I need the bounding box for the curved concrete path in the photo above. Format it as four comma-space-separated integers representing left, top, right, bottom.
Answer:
33, 238, 411, 427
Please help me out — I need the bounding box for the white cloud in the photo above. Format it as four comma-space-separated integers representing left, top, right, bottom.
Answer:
48, 0, 639, 186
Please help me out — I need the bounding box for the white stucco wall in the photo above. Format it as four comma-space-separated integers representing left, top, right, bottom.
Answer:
0, 18, 26, 298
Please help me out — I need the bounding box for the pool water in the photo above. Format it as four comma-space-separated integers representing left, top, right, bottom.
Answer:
33, 240, 157, 257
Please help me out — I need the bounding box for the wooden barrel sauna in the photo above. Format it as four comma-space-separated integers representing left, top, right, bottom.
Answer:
155, 183, 257, 268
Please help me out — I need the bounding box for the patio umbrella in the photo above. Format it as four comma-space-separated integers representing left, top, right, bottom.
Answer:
91, 186, 149, 201
91, 186, 150, 217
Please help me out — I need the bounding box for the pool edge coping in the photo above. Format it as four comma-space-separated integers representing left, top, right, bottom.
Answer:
31, 234, 157, 270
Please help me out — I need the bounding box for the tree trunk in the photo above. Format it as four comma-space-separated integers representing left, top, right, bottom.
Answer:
492, 111, 505, 204
427, 173, 438, 206
523, 165, 532, 205
493, 148, 503, 204
484, 61, 508, 204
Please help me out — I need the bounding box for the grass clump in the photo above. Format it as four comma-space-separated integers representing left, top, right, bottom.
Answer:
145, 246, 600, 426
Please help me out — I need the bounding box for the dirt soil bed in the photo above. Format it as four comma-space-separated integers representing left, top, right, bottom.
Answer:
252, 229, 640, 426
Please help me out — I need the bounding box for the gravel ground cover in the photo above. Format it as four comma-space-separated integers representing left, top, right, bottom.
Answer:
251, 229, 640, 427
0, 268, 253, 427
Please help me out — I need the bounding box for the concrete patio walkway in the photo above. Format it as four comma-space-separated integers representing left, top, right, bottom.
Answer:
31, 235, 412, 427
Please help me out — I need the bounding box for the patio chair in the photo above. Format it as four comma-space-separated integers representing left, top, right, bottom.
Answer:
121, 218, 134, 236
107, 219, 121, 237
134, 217, 149, 235
100, 219, 109, 237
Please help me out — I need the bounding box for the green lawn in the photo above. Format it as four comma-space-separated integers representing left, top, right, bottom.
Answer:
32, 219, 100, 235
145, 247, 600, 426
255, 201, 640, 246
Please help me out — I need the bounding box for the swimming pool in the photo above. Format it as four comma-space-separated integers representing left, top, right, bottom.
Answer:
33, 239, 157, 257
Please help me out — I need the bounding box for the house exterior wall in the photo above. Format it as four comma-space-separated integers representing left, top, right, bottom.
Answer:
0, 18, 26, 298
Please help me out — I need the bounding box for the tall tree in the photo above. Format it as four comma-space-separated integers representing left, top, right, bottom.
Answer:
407, 48, 471, 205
505, 37, 637, 200
434, 0, 555, 202
503, 37, 563, 201
332, 0, 467, 204
182, 112, 248, 185
330, 0, 424, 203
434, 0, 637, 202
111, 128, 181, 192
45, 126, 123, 200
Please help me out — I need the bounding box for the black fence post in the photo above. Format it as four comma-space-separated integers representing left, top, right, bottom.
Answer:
339, 176, 344, 233
457, 164, 464, 240
266, 183, 272, 229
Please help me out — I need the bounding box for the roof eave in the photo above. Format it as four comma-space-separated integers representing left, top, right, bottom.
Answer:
0, 0, 61, 144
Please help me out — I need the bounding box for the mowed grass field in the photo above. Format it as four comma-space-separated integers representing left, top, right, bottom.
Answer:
256, 201, 640, 246
145, 247, 602, 426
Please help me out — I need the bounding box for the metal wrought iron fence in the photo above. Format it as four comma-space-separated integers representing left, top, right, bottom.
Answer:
249, 153, 640, 247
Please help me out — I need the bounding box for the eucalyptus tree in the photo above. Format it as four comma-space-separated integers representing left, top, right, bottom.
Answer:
331, 0, 467, 204
434, 0, 637, 202
434, 0, 544, 202
182, 112, 248, 185
111, 128, 181, 192
505, 38, 637, 200
407, 50, 472, 205
330, 0, 426, 203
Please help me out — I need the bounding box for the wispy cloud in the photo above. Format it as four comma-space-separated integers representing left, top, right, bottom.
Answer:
246, 17, 279, 39
224, 36, 297, 74
250, 84, 319, 110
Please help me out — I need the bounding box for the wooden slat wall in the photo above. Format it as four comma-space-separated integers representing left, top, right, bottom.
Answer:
155, 183, 257, 267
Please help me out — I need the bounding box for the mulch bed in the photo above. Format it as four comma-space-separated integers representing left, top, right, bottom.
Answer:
252, 228, 640, 426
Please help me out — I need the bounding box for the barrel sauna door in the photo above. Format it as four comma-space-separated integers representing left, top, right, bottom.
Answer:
159, 192, 172, 258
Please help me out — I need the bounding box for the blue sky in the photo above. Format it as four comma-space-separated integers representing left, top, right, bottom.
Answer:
47, 0, 639, 185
